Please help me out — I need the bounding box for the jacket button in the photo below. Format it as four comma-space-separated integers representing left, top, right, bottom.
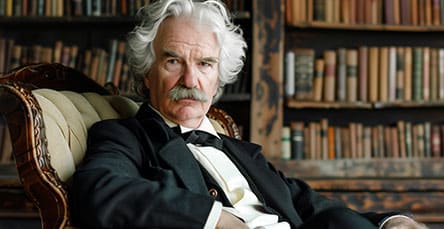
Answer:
209, 188, 218, 198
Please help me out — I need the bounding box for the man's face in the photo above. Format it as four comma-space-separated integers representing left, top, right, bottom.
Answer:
146, 17, 220, 128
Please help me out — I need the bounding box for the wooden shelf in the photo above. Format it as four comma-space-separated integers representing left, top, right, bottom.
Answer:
286, 100, 444, 109
288, 21, 444, 32
271, 158, 444, 179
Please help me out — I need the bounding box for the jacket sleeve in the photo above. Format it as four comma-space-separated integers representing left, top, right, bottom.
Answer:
70, 119, 215, 228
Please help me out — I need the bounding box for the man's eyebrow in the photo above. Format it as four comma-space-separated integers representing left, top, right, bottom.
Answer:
163, 49, 180, 58
201, 57, 219, 63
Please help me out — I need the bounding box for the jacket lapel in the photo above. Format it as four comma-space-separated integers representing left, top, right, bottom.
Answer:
157, 137, 209, 194
136, 103, 208, 194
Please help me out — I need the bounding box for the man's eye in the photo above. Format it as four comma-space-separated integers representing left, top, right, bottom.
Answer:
165, 59, 182, 72
200, 62, 212, 67
167, 59, 179, 64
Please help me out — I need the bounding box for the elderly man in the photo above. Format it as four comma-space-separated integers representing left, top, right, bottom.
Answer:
70, 0, 427, 228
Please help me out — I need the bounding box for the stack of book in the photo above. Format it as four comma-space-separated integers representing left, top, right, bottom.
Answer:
286, 0, 444, 27
285, 46, 444, 103
281, 119, 444, 160
0, 0, 151, 17
0, 37, 133, 93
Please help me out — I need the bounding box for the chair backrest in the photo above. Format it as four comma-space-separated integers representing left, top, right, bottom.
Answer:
0, 63, 241, 229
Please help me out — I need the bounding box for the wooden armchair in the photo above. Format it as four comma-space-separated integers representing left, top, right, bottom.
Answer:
0, 63, 241, 229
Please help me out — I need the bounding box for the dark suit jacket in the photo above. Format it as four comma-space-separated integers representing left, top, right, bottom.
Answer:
70, 103, 391, 228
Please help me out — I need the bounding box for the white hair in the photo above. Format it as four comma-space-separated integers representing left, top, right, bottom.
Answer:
126, 0, 247, 102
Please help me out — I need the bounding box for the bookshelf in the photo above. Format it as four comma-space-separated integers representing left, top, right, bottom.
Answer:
0, 0, 253, 226
249, 0, 444, 227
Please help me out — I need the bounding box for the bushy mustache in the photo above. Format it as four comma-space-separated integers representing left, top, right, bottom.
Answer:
168, 86, 209, 102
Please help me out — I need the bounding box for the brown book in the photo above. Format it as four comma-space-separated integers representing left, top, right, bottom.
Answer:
304, 125, 311, 159
377, 124, 385, 158
336, 48, 347, 101
40, 47, 53, 63
363, 126, 372, 158
400, 0, 411, 25
53, 40, 63, 63
313, 59, 325, 101
383, 126, 392, 158
416, 123, 425, 158
433, 0, 441, 25
89, 48, 101, 82
341, 127, 351, 158
9, 45, 22, 70
309, 122, 317, 160
430, 48, 439, 101
396, 47, 405, 100
423, 47, 431, 101
391, 126, 400, 158
418, 0, 426, 25
356, 0, 365, 24
321, 118, 329, 160
61, 46, 71, 67
405, 122, 413, 157
349, 0, 356, 24
327, 126, 336, 160
404, 46, 413, 101
439, 48, 444, 99
315, 122, 322, 159
69, 46, 79, 68
411, 0, 419, 25
346, 49, 358, 102
379, 47, 389, 102
82, 49, 92, 76
388, 46, 397, 101
341, 0, 351, 23
356, 123, 363, 158
368, 47, 379, 102
112, 41, 126, 88
358, 46, 368, 101
384, 0, 395, 24
431, 124, 441, 157
307, 0, 314, 22
425, 0, 433, 25
397, 121, 407, 158
371, 126, 379, 158
349, 122, 357, 158
323, 50, 336, 101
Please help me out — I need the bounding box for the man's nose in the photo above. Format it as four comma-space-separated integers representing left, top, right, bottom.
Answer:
181, 64, 198, 88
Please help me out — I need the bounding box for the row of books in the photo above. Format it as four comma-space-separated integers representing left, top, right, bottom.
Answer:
286, 0, 444, 27
0, 0, 151, 17
0, 37, 133, 93
0, 0, 248, 18
281, 119, 444, 160
285, 46, 444, 103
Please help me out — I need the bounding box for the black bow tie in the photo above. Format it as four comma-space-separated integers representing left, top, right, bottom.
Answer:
180, 130, 223, 151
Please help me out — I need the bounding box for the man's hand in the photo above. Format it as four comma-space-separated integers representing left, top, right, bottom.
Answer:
381, 215, 429, 229
216, 210, 248, 229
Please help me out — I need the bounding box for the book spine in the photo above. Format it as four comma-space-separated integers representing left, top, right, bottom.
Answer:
323, 50, 336, 101
336, 48, 347, 101
346, 48, 358, 102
